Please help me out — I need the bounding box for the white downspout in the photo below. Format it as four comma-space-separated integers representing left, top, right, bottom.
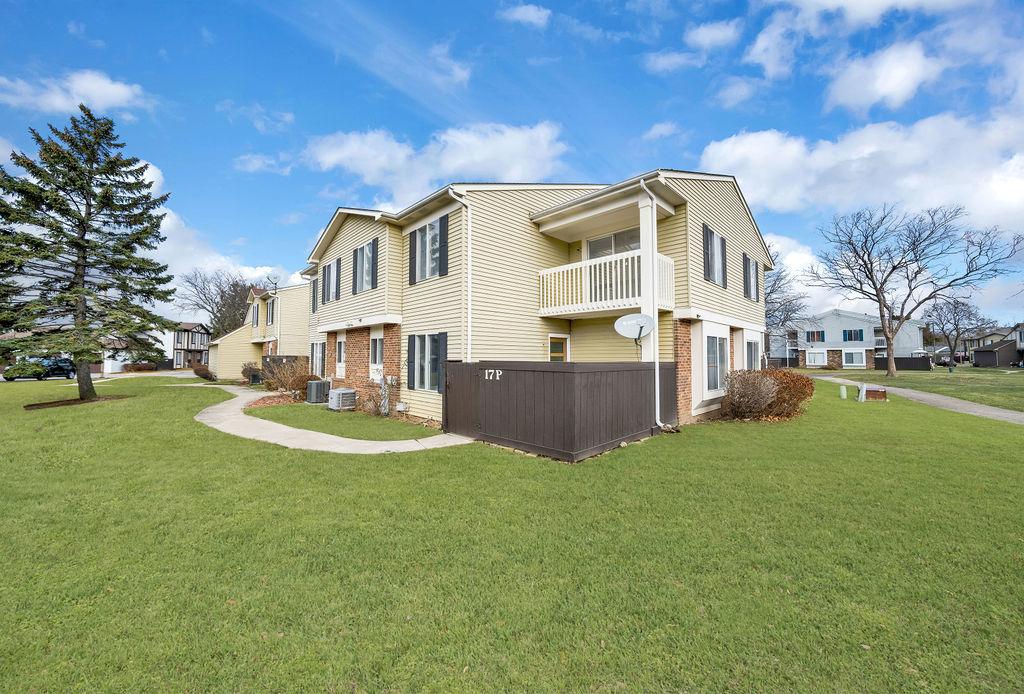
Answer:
639, 178, 664, 428
448, 187, 472, 362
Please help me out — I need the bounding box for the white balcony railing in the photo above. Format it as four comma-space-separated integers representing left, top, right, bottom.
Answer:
538, 250, 674, 317
874, 337, 886, 348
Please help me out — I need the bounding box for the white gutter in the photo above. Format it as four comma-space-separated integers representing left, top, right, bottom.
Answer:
639, 178, 664, 428
448, 187, 473, 362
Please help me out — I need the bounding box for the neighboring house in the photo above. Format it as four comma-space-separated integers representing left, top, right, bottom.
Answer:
303, 169, 772, 423
159, 322, 211, 369
963, 327, 1012, 360
209, 283, 310, 381
973, 322, 1024, 367
769, 309, 926, 369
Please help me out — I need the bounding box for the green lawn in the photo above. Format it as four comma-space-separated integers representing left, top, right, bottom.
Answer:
246, 402, 439, 440
802, 366, 1024, 412
2, 376, 1022, 691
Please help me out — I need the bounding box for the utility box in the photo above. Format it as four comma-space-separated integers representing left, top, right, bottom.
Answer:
306, 379, 330, 404
328, 387, 356, 411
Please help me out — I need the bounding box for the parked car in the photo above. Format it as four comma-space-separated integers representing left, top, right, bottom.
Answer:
3, 357, 76, 381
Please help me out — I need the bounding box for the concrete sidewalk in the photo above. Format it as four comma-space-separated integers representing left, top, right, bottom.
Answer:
184, 384, 474, 454
813, 375, 1024, 426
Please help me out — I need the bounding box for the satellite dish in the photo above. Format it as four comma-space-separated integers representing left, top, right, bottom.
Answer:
614, 313, 655, 340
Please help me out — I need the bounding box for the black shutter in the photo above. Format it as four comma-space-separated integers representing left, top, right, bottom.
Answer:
352, 247, 358, 295
321, 266, 328, 304
437, 332, 447, 394
743, 253, 750, 298
335, 257, 342, 299
371, 237, 379, 289
702, 224, 711, 281
407, 335, 416, 390
754, 262, 760, 301
409, 230, 417, 285
311, 279, 318, 313
438, 214, 449, 277
720, 235, 727, 290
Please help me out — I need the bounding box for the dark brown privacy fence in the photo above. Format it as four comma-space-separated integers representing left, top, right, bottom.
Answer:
874, 356, 932, 371
443, 361, 676, 462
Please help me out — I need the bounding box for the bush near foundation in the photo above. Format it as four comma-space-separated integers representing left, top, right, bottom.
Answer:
241, 362, 261, 381
123, 362, 157, 372
193, 365, 215, 381
722, 369, 814, 420
262, 358, 314, 401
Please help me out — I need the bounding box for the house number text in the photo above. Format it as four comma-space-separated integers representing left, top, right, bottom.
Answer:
483, 369, 503, 380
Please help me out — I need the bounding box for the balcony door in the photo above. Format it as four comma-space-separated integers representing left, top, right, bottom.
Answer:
587, 228, 641, 302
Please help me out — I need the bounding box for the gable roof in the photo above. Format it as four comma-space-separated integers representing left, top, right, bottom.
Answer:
178, 322, 210, 333
974, 338, 1017, 351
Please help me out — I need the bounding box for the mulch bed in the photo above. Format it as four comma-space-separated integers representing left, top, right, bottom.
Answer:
246, 394, 299, 409
24, 395, 130, 411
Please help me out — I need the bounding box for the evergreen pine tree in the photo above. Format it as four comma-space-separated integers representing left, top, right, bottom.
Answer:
0, 105, 175, 399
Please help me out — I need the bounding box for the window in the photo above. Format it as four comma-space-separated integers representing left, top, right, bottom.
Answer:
369, 327, 384, 383
743, 254, 759, 301
415, 220, 440, 282
336, 335, 346, 379
746, 340, 760, 370
251, 303, 259, 327
310, 343, 325, 378
175, 331, 183, 347
843, 350, 866, 367
407, 332, 447, 392
266, 298, 275, 326
174, 350, 183, 368
311, 278, 318, 313
703, 225, 727, 287
587, 228, 640, 258
549, 335, 569, 362
842, 329, 863, 342
806, 350, 827, 367
706, 335, 728, 392
354, 239, 376, 293
805, 330, 824, 343
322, 262, 332, 303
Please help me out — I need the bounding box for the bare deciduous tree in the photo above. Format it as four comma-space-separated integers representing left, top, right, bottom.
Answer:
925, 298, 997, 362
175, 268, 263, 339
764, 246, 809, 361
807, 204, 1021, 377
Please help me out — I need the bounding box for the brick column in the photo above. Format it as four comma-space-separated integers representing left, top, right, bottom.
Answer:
798, 350, 806, 368
325, 332, 337, 378
827, 349, 842, 369
675, 319, 692, 424
865, 348, 875, 369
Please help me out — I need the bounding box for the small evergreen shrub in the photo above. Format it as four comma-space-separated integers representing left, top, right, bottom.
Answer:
241, 362, 261, 381
193, 365, 215, 381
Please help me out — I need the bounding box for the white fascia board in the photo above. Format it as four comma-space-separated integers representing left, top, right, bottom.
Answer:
674, 306, 766, 333
401, 200, 462, 234
306, 208, 383, 264
317, 313, 402, 333
536, 193, 642, 235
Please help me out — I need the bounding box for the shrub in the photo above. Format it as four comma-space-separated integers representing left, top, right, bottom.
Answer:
241, 362, 261, 381
361, 376, 400, 416
762, 368, 814, 418
722, 370, 779, 419
193, 365, 215, 381
262, 357, 315, 401
3, 360, 46, 380
123, 362, 156, 372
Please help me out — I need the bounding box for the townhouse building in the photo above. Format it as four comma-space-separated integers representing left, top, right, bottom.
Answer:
303, 169, 772, 429
769, 309, 926, 368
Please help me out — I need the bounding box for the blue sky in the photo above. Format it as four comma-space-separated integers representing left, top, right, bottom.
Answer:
1, 0, 1022, 321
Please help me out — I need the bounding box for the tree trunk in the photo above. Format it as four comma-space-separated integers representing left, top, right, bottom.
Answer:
886, 335, 897, 377
76, 360, 97, 400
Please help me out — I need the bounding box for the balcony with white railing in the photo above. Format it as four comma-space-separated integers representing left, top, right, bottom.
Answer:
874, 337, 887, 348
538, 250, 674, 318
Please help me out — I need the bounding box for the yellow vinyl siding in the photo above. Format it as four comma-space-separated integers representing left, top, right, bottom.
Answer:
273, 283, 310, 355
315, 215, 391, 327
657, 205, 689, 308
662, 176, 768, 327
385, 223, 404, 315
208, 324, 261, 381
400, 206, 464, 421
569, 312, 674, 362
468, 188, 597, 362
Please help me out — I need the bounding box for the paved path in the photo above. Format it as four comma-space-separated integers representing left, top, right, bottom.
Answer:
183, 384, 474, 454
813, 375, 1024, 426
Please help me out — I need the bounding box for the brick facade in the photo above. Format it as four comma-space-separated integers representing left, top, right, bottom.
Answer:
797, 350, 806, 368
826, 349, 842, 369
325, 324, 402, 405
865, 348, 875, 369
674, 319, 693, 424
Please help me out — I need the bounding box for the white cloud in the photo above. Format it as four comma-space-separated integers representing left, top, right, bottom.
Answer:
304, 121, 569, 210
684, 19, 743, 51
699, 111, 1024, 229
642, 121, 680, 140
216, 100, 295, 134
765, 232, 878, 314
0, 69, 153, 114
716, 76, 759, 108
232, 153, 292, 175
427, 43, 471, 88
67, 21, 105, 48
626, 0, 676, 18
0, 136, 13, 163
744, 11, 800, 79
276, 211, 306, 225
497, 4, 552, 29
643, 50, 705, 74
827, 42, 947, 112
771, 0, 978, 26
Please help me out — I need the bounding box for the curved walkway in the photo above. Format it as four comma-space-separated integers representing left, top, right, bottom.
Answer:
813, 375, 1024, 426
185, 384, 474, 454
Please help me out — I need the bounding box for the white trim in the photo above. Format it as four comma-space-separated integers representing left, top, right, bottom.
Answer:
805, 349, 828, 367
674, 307, 766, 333
841, 348, 868, 369
336, 332, 346, 379
448, 188, 474, 362
401, 200, 461, 235
548, 333, 571, 361
317, 313, 402, 333
369, 326, 384, 383
582, 226, 640, 260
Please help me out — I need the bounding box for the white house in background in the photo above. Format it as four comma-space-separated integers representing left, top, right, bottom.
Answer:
770, 309, 926, 369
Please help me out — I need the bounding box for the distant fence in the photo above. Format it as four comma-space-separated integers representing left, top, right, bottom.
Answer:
262, 354, 309, 371
443, 361, 677, 462
768, 357, 800, 368
874, 356, 932, 371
